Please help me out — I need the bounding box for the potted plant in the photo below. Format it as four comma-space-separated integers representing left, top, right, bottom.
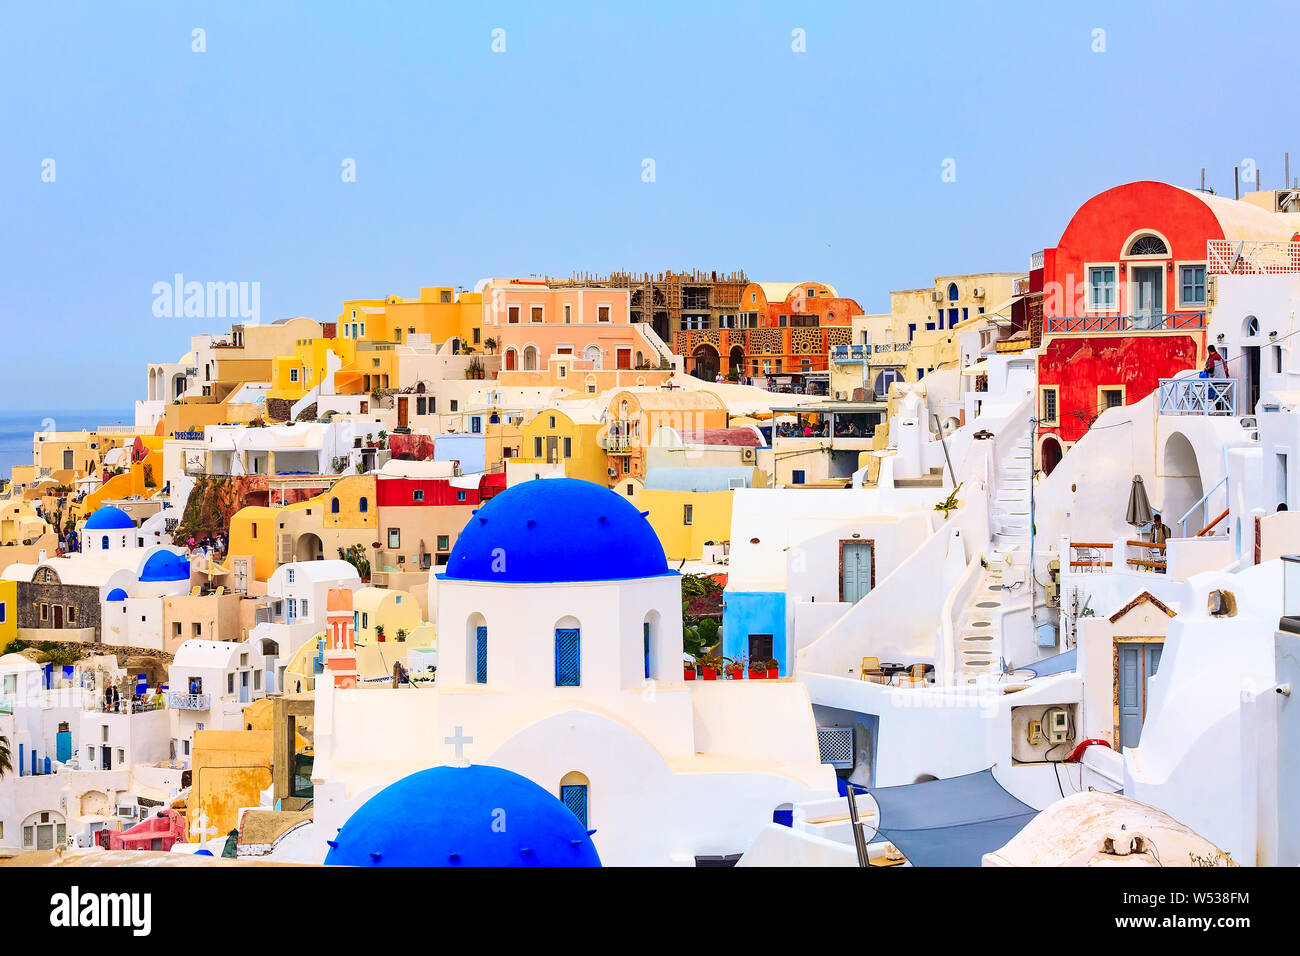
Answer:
683, 659, 696, 681
395, 627, 408, 643
766, 658, 780, 679
748, 658, 766, 680
698, 655, 717, 681
726, 656, 745, 681
374, 624, 385, 642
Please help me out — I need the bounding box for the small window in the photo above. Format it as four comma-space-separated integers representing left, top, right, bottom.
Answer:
1101, 387, 1124, 409
413, 489, 424, 502
475, 625, 488, 684
533, 437, 543, 457
457, 490, 466, 502
287, 567, 295, 584
359, 497, 368, 513
531, 306, 543, 323
289, 368, 299, 383
792, 470, 806, 485
563, 437, 572, 458
683, 503, 693, 525
564, 304, 572, 324
388, 528, 401, 549
330, 497, 340, 514
597, 305, 610, 322
508, 306, 520, 324
1088, 267, 1116, 310
549, 416, 556, 429
1179, 264, 1206, 306
437, 535, 450, 551
947, 282, 959, 301
1041, 386, 1060, 424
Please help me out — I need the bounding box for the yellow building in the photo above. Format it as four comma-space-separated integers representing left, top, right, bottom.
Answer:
639, 466, 761, 560
188, 729, 274, 839
0, 579, 16, 646
514, 405, 607, 484
352, 585, 424, 644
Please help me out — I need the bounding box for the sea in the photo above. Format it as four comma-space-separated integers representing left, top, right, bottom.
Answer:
0, 409, 134, 483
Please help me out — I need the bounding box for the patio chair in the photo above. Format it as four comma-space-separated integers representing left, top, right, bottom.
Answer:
860, 656, 888, 684
896, 663, 927, 688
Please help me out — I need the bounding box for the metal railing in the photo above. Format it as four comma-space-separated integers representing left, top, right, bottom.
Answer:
1046, 312, 1205, 334
1029, 250, 1045, 271
1157, 378, 1237, 416
1068, 541, 1114, 572
166, 691, 210, 710
1207, 239, 1300, 275
1177, 475, 1228, 538
831, 345, 868, 362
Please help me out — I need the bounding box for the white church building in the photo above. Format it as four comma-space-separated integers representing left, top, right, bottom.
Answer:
310, 477, 837, 866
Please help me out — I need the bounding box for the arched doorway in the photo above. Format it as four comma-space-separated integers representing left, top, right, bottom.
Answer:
504, 348, 518, 371
692, 344, 719, 381
1040, 435, 1063, 476
583, 344, 603, 370
728, 345, 744, 379
1161, 432, 1204, 533
523, 345, 538, 371
295, 533, 324, 562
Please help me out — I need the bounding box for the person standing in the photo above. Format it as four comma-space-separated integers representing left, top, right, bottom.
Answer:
1204, 344, 1228, 379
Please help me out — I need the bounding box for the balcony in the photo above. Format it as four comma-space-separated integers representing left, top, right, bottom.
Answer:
1046, 312, 1205, 334
1207, 239, 1300, 275
1158, 378, 1236, 416
831, 345, 868, 363
1029, 250, 1045, 271
167, 692, 210, 711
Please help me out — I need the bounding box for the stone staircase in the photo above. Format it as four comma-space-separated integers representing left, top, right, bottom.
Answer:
954, 563, 1007, 683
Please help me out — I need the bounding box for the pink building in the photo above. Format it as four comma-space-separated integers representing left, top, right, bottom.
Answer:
97, 809, 187, 851
479, 279, 666, 373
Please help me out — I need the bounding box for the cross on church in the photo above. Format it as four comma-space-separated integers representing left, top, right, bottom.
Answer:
190, 810, 218, 843
444, 726, 473, 766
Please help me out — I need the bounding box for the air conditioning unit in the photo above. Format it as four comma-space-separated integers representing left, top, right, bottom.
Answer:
740, 447, 756, 463
972, 286, 985, 299
931, 289, 945, 302
834, 390, 847, 400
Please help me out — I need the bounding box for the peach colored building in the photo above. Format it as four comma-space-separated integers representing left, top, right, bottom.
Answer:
479, 279, 668, 374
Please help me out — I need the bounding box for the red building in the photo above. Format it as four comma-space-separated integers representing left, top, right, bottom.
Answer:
1035, 181, 1297, 472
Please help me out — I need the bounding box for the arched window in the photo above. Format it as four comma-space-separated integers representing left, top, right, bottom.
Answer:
331, 497, 340, 514
559, 771, 590, 827
1127, 234, 1168, 256
358, 497, 368, 513
946, 282, 959, 301
555, 617, 581, 686
1245, 315, 1260, 337
643, 610, 660, 680
467, 614, 487, 684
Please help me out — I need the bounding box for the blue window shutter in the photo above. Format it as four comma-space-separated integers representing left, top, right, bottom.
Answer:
555, 628, 580, 686
476, 626, 488, 684
560, 784, 588, 827
643, 622, 651, 679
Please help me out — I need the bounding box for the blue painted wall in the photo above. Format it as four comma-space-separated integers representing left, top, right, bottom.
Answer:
434, 434, 486, 475
722, 591, 787, 674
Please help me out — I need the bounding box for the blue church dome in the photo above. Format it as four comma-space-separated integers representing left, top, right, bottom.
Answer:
444, 478, 670, 584
140, 550, 191, 583
106, 588, 128, 602
84, 505, 134, 531
324, 764, 601, 867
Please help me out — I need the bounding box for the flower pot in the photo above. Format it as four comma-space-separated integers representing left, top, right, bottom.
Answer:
767, 667, 779, 679
684, 666, 696, 681
700, 666, 717, 681
748, 668, 765, 680
728, 667, 744, 681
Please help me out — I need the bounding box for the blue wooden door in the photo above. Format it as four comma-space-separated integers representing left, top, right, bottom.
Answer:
560, 784, 588, 827
841, 542, 873, 604
1118, 642, 1162, 748
475, 626, 488, 684
555, 628, 581, 686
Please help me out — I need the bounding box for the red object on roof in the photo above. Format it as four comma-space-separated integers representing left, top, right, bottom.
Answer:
97, 809, 187, 851
388, 433, 435, 461
676, 427, 763, 447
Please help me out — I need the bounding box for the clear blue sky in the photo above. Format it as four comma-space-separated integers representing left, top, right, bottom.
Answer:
3, 0, 1298, 411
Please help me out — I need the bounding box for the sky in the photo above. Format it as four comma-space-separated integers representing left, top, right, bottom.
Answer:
2, 0, 1299, 411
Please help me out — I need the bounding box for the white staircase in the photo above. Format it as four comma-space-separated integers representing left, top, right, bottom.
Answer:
954, 564, 1007, 683
991, 430, 1033, 550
